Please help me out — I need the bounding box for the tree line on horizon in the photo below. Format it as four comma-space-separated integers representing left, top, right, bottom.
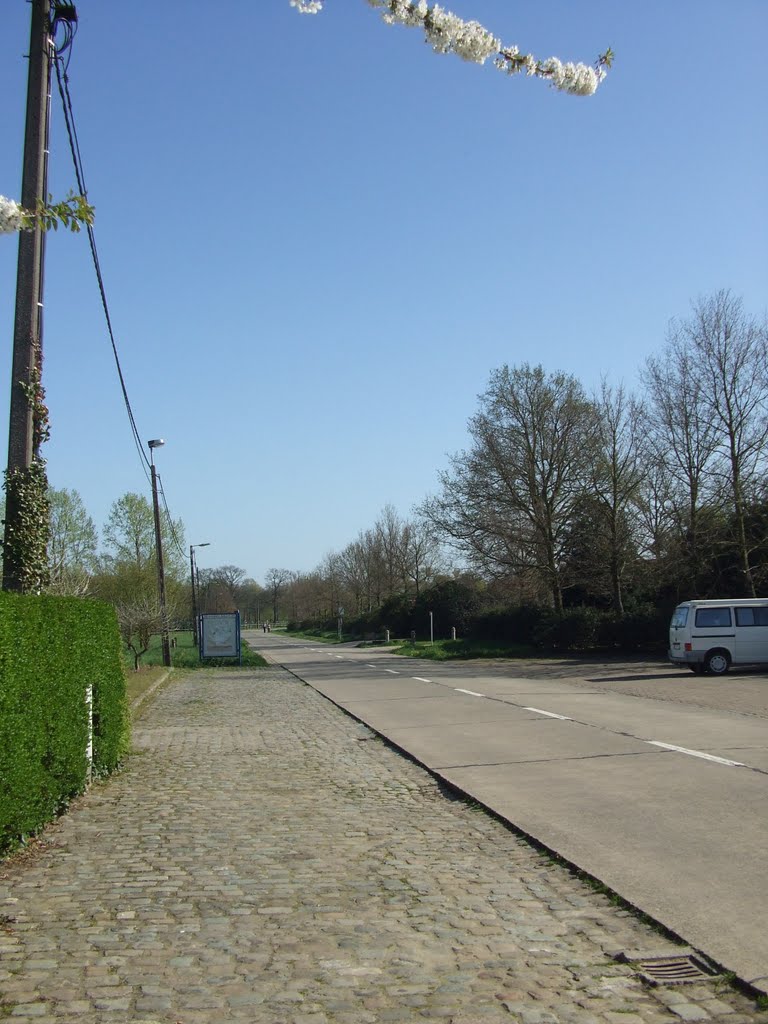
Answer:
3, 290, 766, 653
275, 290, 768, 640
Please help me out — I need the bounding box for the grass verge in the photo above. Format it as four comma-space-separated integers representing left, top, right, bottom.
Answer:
123, 631, 268, 674
393, 638, 541, 660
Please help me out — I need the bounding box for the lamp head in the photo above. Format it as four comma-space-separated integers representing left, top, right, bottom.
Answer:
148, 438, 165, 449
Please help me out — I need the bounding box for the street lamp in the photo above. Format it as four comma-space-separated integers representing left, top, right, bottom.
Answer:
148, 439, 171, 667
190, 542, 210, 646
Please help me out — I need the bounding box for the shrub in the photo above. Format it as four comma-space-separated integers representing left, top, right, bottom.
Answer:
533, 606, 603, 650
468, 605, 542, 646
0, 592, 128, 855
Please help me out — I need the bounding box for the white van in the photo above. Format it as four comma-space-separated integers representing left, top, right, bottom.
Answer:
668, 598, 768, 675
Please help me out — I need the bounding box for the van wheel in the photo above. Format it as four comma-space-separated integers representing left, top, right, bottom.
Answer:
689, 664, 705, 675
704, 649, 731, 675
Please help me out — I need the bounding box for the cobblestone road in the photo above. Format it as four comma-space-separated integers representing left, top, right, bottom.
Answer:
1, 669, 765, 1024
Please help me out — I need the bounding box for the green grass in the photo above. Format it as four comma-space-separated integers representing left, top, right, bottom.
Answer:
281, 632, 544, 660
282, 628, 398, 648
123, 631, 268, 672
392, 638, 540, 660
124, 665, 169, 704
280, 628, 342, 644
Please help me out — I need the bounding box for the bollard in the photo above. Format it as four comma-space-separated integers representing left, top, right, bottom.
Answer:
85, 685, 93, 785
451, 626, 456, 640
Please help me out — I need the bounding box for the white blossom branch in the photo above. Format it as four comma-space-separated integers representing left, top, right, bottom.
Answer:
290, 0, 613, 96
0, 193, 94, 236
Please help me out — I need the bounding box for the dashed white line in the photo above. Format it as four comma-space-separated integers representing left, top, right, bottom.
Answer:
523, 707, 573, 721
646, 741, 746, 767
412, 677, 432, 683
455, 688, 485, 697
384, 669, 400, 675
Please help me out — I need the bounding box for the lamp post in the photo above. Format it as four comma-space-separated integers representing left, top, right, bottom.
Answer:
148, 439, 170, 667
190, 542, 210, 646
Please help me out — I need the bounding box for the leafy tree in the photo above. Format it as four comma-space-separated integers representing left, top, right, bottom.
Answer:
46, 487, 98, 595
101, 492, 186, 580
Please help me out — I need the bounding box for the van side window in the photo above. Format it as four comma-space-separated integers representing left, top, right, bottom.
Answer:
695, 607, 732, 628
735, 607, 768, 627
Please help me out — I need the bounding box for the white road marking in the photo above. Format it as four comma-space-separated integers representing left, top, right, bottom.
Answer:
366, 664, 378, 669
413, 677, 432, 683
455, 688, 485, 697
384, 669, 400, 675
646, 741, 746, 767
523, 707, 573, 721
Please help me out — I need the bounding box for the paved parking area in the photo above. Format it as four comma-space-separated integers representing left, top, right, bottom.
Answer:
0, 668, 765, 1023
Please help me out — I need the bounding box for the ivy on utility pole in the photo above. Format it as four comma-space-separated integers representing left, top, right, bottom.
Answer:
2, 1, 87, 593
2, 0, 54, 593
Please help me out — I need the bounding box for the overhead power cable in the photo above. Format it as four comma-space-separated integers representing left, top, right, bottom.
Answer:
157, 473, 187, 561
51, 12, 191, 561
52, 48, 151, 479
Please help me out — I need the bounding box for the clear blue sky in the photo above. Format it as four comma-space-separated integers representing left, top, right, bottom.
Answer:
1, 1, 766, 584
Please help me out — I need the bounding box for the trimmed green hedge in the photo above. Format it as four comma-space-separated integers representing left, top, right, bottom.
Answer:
0, 592, 129, 855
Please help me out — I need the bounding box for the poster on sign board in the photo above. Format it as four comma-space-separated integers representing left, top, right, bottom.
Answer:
199, 612, 241, 661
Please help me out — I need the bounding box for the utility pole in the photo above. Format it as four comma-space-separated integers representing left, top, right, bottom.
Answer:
148, 440, 171, 667
2, 0, 53, 592
190, 542, 210, 646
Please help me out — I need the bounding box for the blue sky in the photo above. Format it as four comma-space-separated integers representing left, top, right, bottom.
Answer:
1, 1, 766, 584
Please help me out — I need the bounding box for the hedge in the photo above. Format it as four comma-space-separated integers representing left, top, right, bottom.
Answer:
0, 592, 129, 855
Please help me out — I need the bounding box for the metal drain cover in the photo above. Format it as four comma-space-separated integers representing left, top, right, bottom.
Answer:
630, 955, 720, 985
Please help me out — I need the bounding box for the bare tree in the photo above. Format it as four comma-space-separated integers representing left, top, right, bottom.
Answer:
689, 291, 768, 596
265, 567, 292, 623
375, 504, 404, 600
588, 381, 647, 613
401, 517, 445, 598
205, 565, 247, 612
421, 364, 597, 612
645, 291, 768, 596
116, 594, 173, 671
643, 327, 721, 594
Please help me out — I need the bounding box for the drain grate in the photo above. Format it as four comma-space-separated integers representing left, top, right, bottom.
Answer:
631, 955, 720, 986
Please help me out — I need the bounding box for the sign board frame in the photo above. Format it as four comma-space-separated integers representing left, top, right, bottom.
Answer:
199, 611, 241, 663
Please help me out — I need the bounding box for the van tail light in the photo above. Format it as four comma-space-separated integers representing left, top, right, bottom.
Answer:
684, 643, 692, 652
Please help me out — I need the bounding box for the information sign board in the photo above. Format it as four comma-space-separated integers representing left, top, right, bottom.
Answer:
199, 611, 241, 662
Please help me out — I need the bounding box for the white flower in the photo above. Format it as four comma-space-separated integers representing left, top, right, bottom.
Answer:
382, 0, 428, 28
540, 57, 599, 96
0, 196, 25, 234
290, 0, 322, 12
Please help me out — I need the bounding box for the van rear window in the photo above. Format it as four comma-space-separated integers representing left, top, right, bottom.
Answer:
695, 607, 731, 628
670, 607, 689, 628
735, 607, 768, 626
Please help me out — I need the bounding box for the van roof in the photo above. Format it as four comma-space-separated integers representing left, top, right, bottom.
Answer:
676, 598, 768, 607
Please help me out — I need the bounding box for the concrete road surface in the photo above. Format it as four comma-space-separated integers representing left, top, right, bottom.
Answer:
248, 632, 768, 994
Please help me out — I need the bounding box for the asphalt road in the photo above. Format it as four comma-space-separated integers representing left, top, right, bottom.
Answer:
246, 632, 768, 994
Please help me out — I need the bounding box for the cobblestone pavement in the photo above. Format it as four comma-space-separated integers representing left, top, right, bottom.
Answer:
1, 669, 765, 1024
